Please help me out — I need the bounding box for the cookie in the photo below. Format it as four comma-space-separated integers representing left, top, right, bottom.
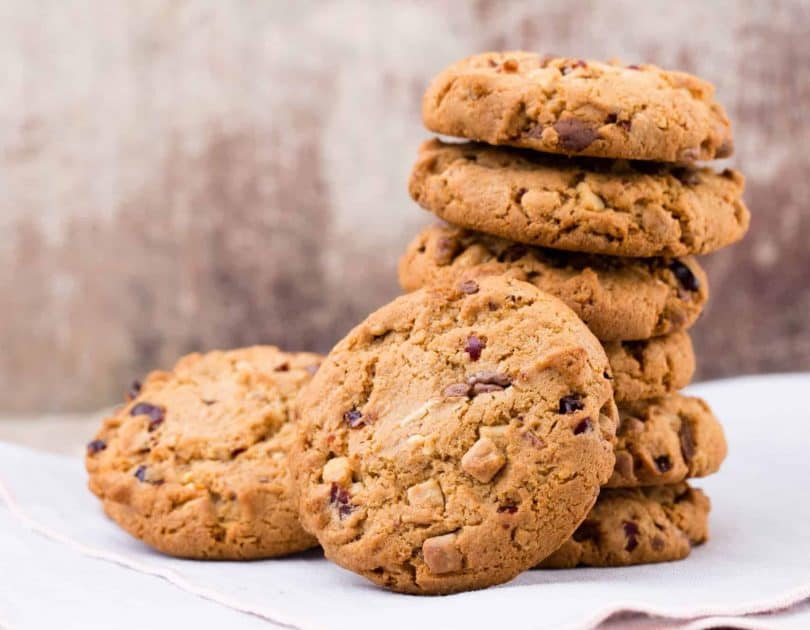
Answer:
607, 395, 726, 488
604, 333, 695, 402
86, 346, 323, 559
409, 140, 749, 258
399, 223, 709, 340
290, 276, 617, 594
422, 52, 733, 162
537, 483, 710, 568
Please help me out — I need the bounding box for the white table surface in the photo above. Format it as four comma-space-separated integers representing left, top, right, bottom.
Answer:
2, 374, 810, 630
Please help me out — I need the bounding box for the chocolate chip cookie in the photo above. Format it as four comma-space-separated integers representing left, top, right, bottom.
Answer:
538, 483, 710, 568
290, 276, 617, 594
86, 346, 322, 559
399, 223, 709, 340
423, 52, 733, 162
608, 395, 726, 488
603, 332, 695, 402
409, 141, 749, 258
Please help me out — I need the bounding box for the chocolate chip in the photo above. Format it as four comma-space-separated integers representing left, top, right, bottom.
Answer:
652, 536, 665, 551
679, 420, 695, 463
464, 335, 485, 361
669, 260, 700, 292
343, 409, 365, 429
573, 417, 592, 434
231, 447, 246, 458
459, 279, 479, 294
497, 503, 518, 514
573, 520, 600, 543
86, 439, 106, 455
126, 380, 141, 401
623, 521, 639, 551
130, 402, 165, 432
329, 482, 353, 518
134, 465, 148, 482
616, 119, 632, 131
559, 394, 585, 414
274, 362, 290, 372
603, 370, 612, 380
553, 119, 599, 152
444, 383, 472, 397
655, 455, 672, 472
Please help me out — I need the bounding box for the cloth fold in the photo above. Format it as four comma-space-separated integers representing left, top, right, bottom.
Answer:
1, 374, 809, 630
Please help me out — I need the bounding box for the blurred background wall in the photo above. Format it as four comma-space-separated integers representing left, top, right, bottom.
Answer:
1, 0, 808, 414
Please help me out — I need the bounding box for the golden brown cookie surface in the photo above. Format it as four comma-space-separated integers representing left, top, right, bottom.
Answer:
86, 346, 322, 559
291, 276, 617, 594
423, 52, 733, 162
608, 395, 726, 488
399, 223, 710, 340
603, 332, 695, 402
538, 483, 710, 568
409, 141, 749, 258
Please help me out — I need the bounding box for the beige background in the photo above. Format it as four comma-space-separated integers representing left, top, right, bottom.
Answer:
1, 0, 809, 414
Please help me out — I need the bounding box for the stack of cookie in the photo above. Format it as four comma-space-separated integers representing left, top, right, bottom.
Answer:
84, 51, 750, 597
399, 51, 750, 569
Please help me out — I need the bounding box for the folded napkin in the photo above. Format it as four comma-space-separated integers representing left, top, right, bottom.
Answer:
2, 374, 809, 630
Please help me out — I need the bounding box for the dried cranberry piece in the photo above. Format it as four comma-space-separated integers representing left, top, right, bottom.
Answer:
655, 455, 673, 472
130, 402, 165, 432
126, 380, 142, 401
344, 409, 365, 429
669, 260, 700, 292
329, 482, 353, 518
464, 335, 485, 361
679, 420, 695, 463
573, 417, 592, 435
86, 439, 106, 455
459, 279, 479, 294
573, 520, 600, 543
559, 394, 584, 414
553, 119, 599, 152
623, 521, 639, 551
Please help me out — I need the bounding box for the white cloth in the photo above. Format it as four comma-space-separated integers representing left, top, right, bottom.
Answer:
1, 374, 809, 630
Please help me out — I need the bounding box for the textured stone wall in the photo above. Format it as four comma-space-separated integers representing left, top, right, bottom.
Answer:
1, 0, 808, 412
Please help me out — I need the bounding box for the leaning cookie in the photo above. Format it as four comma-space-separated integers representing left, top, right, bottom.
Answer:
399, 223, 710, 340
410, 141, 749, 258
86, 346, 322, 559
291, 276, 617, 595
423, 52, 732, 162
537, 483, 710, 569
607, 395, 726, 488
